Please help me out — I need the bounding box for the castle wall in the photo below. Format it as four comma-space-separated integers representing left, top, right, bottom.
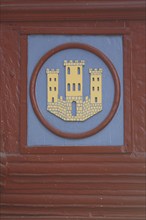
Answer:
66, 96, 83, 121
47, 96, 102, 121
82, 97, 102, 121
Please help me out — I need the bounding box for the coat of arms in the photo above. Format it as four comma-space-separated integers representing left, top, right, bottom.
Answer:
46, 60, 102, 121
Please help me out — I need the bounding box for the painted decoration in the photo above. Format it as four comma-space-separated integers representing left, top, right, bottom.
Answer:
46, 60, 102, 121
27, 35, 124, 146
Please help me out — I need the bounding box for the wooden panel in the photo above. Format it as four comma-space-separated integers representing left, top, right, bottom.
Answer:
129, 21, 146, 152
19, 25, 131, 154
0, 1, 145, 219
0, 0, 145, 21
0, 25, 20, 153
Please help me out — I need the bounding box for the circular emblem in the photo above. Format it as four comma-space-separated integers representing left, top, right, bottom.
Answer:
30, 43, 120, 139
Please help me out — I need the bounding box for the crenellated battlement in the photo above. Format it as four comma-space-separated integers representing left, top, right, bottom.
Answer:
64, 60, 85, 66
46, 68, 59, 74
89, 68, 103, 75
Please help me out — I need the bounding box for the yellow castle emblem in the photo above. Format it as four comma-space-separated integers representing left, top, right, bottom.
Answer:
46, 60, 102, 121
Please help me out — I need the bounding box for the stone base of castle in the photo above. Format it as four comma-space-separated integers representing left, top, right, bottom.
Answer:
47, 96, 102, 121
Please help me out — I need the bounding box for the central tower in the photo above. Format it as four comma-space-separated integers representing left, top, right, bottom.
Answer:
64, 60, 85, 98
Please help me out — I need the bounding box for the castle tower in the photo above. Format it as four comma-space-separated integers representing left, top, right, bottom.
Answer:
46, 68, 59, 103
64, 60, 85, 98
89, 68, 102, 104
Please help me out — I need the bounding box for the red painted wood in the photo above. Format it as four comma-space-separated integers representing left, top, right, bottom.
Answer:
0, 0, 145, 21
0, 1, 145, 219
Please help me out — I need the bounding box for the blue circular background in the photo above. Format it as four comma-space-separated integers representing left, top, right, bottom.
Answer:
35, 48, 114, 133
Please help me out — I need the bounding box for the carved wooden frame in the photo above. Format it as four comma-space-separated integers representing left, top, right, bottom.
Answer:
20, 26, 131, 154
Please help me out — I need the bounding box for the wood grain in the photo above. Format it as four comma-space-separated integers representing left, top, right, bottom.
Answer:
0, 1, 145, 219
0, 0, 145, 21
